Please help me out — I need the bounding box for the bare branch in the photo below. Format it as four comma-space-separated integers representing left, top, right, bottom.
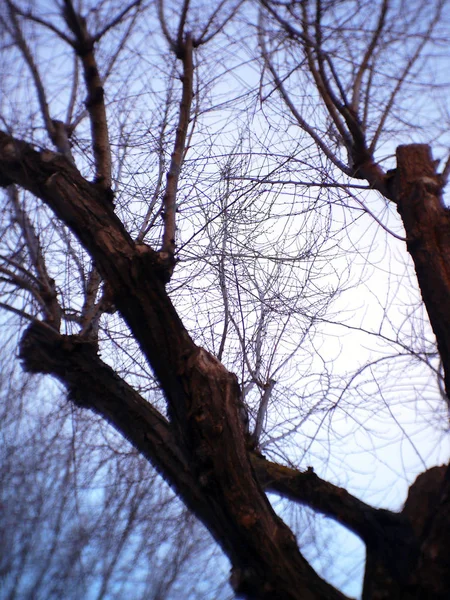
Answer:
258, 11, 352, 175
253, 378, 276, 444
251, 454, 417, 577
351, 0, 388, 114
92, 0, 142, 42
18, 321, 203, 505
160, 34, 194, 262
5, 2, 54, 142
157, 0, 176, 50
66, 52, 79, 126
195, 0, 245, 46
62, 0, 112, 192
6, 1, 74, 46
0, 130, 350, 600
137, 65, 176, 242
176, 0, 191, 51
8, 185, 61, 329
369, 1, 444, 153
79, 266, 102, 337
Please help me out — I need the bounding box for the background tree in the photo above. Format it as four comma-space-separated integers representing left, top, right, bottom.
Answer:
0, 1, 449, 599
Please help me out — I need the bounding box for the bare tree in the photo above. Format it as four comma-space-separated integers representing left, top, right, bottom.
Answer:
0, 1, 449, 599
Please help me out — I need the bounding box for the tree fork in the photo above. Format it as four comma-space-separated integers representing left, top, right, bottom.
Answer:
1, 132, 348, 600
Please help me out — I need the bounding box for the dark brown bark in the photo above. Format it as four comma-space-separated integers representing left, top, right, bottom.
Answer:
1, 130, 348, 600
251, 454, 450, 599
2, 129, 450, 598
390, 145, 450, 400
402, 465, 450, 599
251, 455, 417, 577
18, 322, 202, 503
160, 32, 193, 261
16, 318, 450, 599
361, 464, 450, 600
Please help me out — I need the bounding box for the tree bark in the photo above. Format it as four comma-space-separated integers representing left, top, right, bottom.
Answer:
1, 131, 348, 600
3, 131, 450, 599
361, 464, 450, 600
392, 144, 450, 400
18, 321, 450, 599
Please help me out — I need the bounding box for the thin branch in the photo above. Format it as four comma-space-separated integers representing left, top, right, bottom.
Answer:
258, 11, 352, 175
157, 0, 176, 50
79, 266, 102, 337
63, 0, 112, 191
344, 187, 406, 241
6, 2, 54, 140
18, 321, 203, 507
176, 0, 190, 51
311, 1, 368, 161
70, 10, 140, 135
231, 176, 371, 189
310, 0, 351, 138
7, 2, 74, 46
251, 453, 417, 566
160, 34, 194, 258
351, 0, 388, 113
253, 378, 276, 444
217, 188, 231, 362
137, 66, 176, 242
66, 52, 80, 126
8, 186, 61, 328
195, 0, 245, 46
93, 0, 142, 42
0, 266, 44, 303
0, 301, 41, 323
442, 153, 450, 183
369, 1, 444, 153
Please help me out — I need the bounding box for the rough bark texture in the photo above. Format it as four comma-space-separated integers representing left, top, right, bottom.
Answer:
392, 145, 450, 399
1, 131, 348, 600
402, 465, 450, 599
360, 464, 450, 600
16, 322, 450, 600
2, 130, 450, 599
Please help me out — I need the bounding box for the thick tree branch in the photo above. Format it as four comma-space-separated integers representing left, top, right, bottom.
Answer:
18, 321, 204, 507
0, 130, 348, 600
402, 465, 450, 597
251, 454, 417, 576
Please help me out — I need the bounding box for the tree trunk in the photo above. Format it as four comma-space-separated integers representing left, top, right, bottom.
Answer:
1, 131, 348, 600
392, 144, 450, 400
2, 133, 450, 600
363, 465, 450, 600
